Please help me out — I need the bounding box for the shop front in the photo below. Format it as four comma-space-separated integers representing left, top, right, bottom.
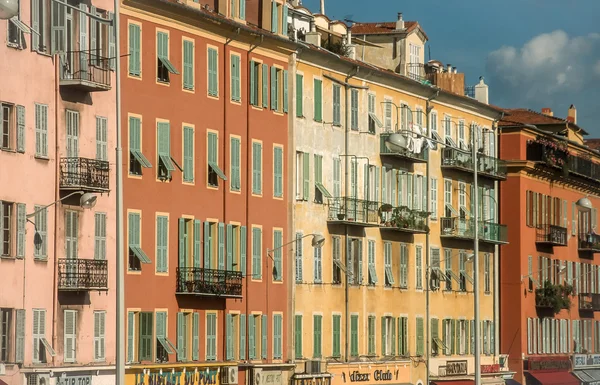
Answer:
125, 363, 230, 385
327, 361, 412, 385
571, 354, 600, 385
429, 358, 511, 385
524, 356, 579, 385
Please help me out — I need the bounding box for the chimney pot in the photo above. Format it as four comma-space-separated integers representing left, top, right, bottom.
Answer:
568, 104, 577, 124
398, 12, 402, 20
541, 108, 553, 117
395, 12, 404, 30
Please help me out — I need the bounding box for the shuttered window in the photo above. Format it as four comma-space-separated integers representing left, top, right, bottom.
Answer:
273, 230, 283, 281
139, 312, 153, 361
313, 315, 322, 358
35, 103, 48, 157
206, 313, 217, 360
128, 23, 141, 76
252, 227, 262, 279
252, 142, 262, 194
332, 84, 341, 125
262, 64, 269, 108
156, 215, 168, 272
294, 315, 302, 359
296, 74, 303, 117
273, 314, 283, 359
239, 314, 246, 360
127, 312, 135, 362
95, 116, 108, 161
261, 314, 267, 359
313, 79, 322, 122
398, 317, 408, 356
367, 316, 376, 355
332, 314, 341, 358
183, 126, 194, 182
208, 47, 219, 96
350, 315, 359, 357
183, 40, 194, 90
230, 137, 241, 191
226, 314, 234, 360
350, 89, 359, 130
129, 116, 151, 174
207, 132, 227, 186
295, 232, 303, 283
248, 315, 256, 359
64, 310, 77, 363
94, 212, 106, 260
94, 311, 106, 361
274, 147, 283, 197
156, 31, 179, 82
176, 312, 188, 361
32, 309, 49, 363
231, 54, 241, 101
416, 317, 424, 356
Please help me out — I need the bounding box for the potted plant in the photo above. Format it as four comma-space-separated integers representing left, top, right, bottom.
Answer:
379, 204, 393, 225
535, 280, 574, 315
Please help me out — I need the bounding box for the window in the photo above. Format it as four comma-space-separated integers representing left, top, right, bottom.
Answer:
92, 311, 106, 361
1, 201, 25, 258
95, 116, 108, 161
229, 137, 241, 191
415, 317, 424, 356
458, 319, 467, 355
368, 240, 377, 285
459, 251, 468, 292
273, 314, 282, 359
313, 79, 322, 122
138, 312, 153, 362
273, 230, 283, 281
94, 212, 106, 260
430, 178, 438, 219
206, 312, 217, 360
156, 31, 179, 83
33, 206, 48, 260
249, 61, 268, 107
415, 246, 423, 290
328, 314, 341, 358
398, 316, 408, 356
274, 147, 283, 197
294, 315, 302, 359
445, 249, 453, 291
64, 310, 77, 363
157, 122, 182, 180
314, 154, 331, 204
368, 94, 382, 133
270, 0, 279, 33
332, 236, 342, 284
296, 152, 310, 201
230, 0, 246, 18
252, 142, 262, 194
384, 242, 394, 287
203, 221, 215, 269
7, 1, 26, 48
182, 126, 194, 182
313, 315, 322, 358
296, 74, 303, 117
399, 244, 408, 288
484, 253, 491, 294
382, 316, 395, 356
225, 313, 239, 360
207, 133, 227, 187
35, 103, 48, 157
128, 23, 141, 76
248, 314, 261, 359
230, 54, 241, 101
31, 0, 47, 52
444, 179, 454, 217
333, 157, 341, 198
1, 103, 25, 151
348, 238, 363, 285
33, 309, 54, 363
350, 89, 359, 130
350, 314, 359, 357
1, 309, 14, 361
155, 312, 175, 362
208, 47, 219, 96
431, 318, 440, 356
442, 319, 453, 355
270, 67, 286, 112
384, 99, 392, 131
128, 212, 150, 271
129, 116, 151, 175
295, 232, 303, 283
332, 84, 341, 126
251, 227, 262, 279
313, 244, 322, 283
183, 40, 194, 90
153, 215, 168, 273
367, 315, 376, 356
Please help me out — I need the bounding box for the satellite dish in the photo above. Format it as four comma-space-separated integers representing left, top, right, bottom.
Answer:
0, 0, 19, 19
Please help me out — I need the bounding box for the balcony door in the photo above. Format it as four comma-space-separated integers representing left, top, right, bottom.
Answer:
66, 110, 79, 185
65, 210, 79, 287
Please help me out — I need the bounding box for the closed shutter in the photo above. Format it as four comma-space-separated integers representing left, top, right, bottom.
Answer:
262, 64, 269, 108
350, 315, 358, 356
156, 216, 169, 272
139, 313, 152, 361
381, 317, 386, 356
240, 226, 247, 274
16, 105, 25, 153
274, 314, 282, 359
176, 312, 185, 361
127, 312, 134, 362
226, 224, 233, 271
32, 0, 40, 50
183, 40, 194, 90
295, 315, 303, 358
232, 55, 241, 101
51, 0, 66, 53
226, 314, 233, 360
94, 212, 106, 260
261, 314, 267, 359
296, 74, 303, 117
183, 126, 194, 182
240, 0, 245, 19
252, 142, 262, 194
271, 0, 277, 33
248, 315, 255, 359
208, 48, 218, 96
283, 70, 288, 113
332, 315, 340, 357
231, 138, 241, 190
94, 311, 106, 361
218, 222, 225, 270
416, 318, 423, 356
239, 314, 246, 360
314, 79, 322, 121
64, 310, 76, 362
302, 152, 310, 200
129, 24, 140, 76
16, 203, 26, 258
332, 85, 340, 125
270, 66, 277, 110
274, 147, 283, 197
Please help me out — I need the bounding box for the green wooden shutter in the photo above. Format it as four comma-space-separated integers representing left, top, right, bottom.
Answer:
381, 317, 386, 356
283, 70, 288, 113
248, 316, 255, 359
313, 315, 321, 358
127, 312, 134, 362
193, 219, 201, 268
240, 226, 247, 274
303, 152, 310, 200
314, 79, 322, 121
281, 4, 288, 35
333, 85, 340, 125
192, 313, 199, 360
204, 222, 211, 268
294, 315, 302, 358
226, 314, 233, 360
16, 105, 25, 153
274, 314, 282, 359
274, 230, 282, 281
176, 312, 184, 361
416, 318, 424, 355
239, 314, 246, 359
465, 319, 470, 355
261, 314, 267, 359
178, 218, 186, 268
231, 138, 241, 190
240, 0, 245, 19
231, 55, 240, 101
252, 142, 262, 194
249, 61, 256, 105
350, 315, 358, 356
271, 0, 277, 33
183, 126, 194, 182
262, 64, 268, 108
274, 147, 283, 197
218, 222, 225, 270
332, 315, 340, 357
183, 40, 194, 89
391, 318, 396, 356
296, 74, 303, 117
451, 319, 456, 354
226, 224, 233, 270
270, 66, 277, 110
208, 48, 218, 96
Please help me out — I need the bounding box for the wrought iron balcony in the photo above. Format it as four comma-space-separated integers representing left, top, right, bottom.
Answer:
535, 224, 567, 246
579, 293, 600, 311
441, 147, 474, 173
379, 133, 428, 163
176, 267, 242, 298
60, 157, 110, 192
568, 154, 600, 181
58, 258, 108, 291
526, 140, 568, 169
59, 50, 112, 91
477, 153, 507, 180
442, 147, 506, 180
440, 217, 508, 244
379, 205, 429, 234
578, 232, 600, 252
327, 197, 379, 227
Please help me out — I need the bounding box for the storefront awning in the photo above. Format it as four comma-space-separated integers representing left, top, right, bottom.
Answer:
431, 381, 474, 385
526, 371, 580, 385
504, 380, 522, 385
573, 369, 600, 385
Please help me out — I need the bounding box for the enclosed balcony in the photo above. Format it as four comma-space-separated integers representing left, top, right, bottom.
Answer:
379, 133, 428, 163
477, 153, 507, 180
579, 293, 600, 311
535, 224, 568, 246
440, 217, 508, 245
442, 147, 506, 180
379, 205, 428, 234
58, 259, 108, 291
578, 233, 600, 252
59, 51, 112, 92
327, 197, 379, 227
176, 267, 242, 298
441, 147, 474, 173
60, 157, 110, 192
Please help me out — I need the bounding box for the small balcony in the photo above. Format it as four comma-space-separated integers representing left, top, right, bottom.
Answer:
60, 157, 110, 192
440, 217, 508, 244
578, 233, 600, 252
535, 224, 568, 246
406, 63, 426, 83
379, 205, 429, 234
441, 147, 474, 173
59, 50, 112, 92
58, 259, 108, 291
327, 197, 379, 227
526, 139, 568, 169
477, 153, 507, 180
176, 267, 242, 298
379, 133, 428, 163
442, 147, 506, 180
579, 293, 600, 311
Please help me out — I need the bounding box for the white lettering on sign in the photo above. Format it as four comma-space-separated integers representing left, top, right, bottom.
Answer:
56, 375, 92, 385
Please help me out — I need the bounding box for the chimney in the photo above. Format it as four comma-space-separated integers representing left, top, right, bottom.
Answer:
446, 63, 452, 73
395, 12, 405, 30
541, 108, 553, 117
568, 104, 577, 124
346, 29, 356, 59
320, 0, 325, 14
305, 19, 321, 47
474, 76, 489, 105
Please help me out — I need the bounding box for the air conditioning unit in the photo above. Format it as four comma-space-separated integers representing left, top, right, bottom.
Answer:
0, 363, 5, 375
26, 374, 50, 385
305, 360, 326, 374
222, 367, 239, 385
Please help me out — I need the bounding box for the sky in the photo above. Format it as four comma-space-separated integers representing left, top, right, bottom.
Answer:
300, 0, 600, 136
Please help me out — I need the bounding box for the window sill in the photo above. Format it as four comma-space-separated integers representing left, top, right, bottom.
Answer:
6, 43, 24, 50
34, 257, 48, 262
34, 155, 50, 161
0, 148, 16, 153
0, 255, 16, 260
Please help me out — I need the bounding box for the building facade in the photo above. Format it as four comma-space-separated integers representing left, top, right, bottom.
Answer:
500, 106, 600, 385
120, 0, 295, 384
287, 7, 509, 385
0, 0, 117, 383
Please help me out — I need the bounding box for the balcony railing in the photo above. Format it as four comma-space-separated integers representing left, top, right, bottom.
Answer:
568, 155, 600, 181
440, 217, 508, 244
526, 140, 568, 169
535, 225, 567, 246
477, 153, 507, 180
327, 197, 379, 226
380, 206, 429, 233
60, 157, 110, 192
379, 133, 428, 162
441, 147, 474, 172
58, 258, 108, 291
406, 63, 426, 82
60, 50, 112, 91
464, 86, 476, 98
176, 267, 242, 297
579, 293, 600, 311
442, 147, 506, 180
578, 233, 600, 252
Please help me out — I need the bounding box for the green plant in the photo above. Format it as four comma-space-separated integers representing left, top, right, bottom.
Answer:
322, 38, 351, 57
535, 280, 574, 314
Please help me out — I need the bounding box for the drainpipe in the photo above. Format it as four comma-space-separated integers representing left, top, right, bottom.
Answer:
51, 54, 60, 368
492, 113, 504, 358
289, 49, 299, 365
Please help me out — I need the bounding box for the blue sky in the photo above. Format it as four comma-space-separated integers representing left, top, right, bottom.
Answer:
301, 0, 600, 136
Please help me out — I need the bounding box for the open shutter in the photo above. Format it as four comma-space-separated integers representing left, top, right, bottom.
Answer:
240, 226, 247, 274
16, 105, 25, 153
226, 314, 233, 360
16, 203, 26, 258
176, 312, 184, 361
381, 317, 386, 356
283, 70, 288, 113
15, 309, 25, 363
261, 315, 267, 358
193, 219, 201, 268
296, 74, 303, 117
303, 152, 309, 200
391, 318, 396, 356
127, 312, 134, 362
248, 316, 255, 358
204, 222, 211, 268
192, 313, 199, 361
271, 0, 277, 33
108, 12, 115, 70
270, 66, 277, 110
226, 224, 233, 270
262, 64, 268, 108
89, 5, 97, 56
218, 222, 225, 270
51, 0, 66, 53
240, 0, 245, 19
178, 218, 186, 268
249, 61, 256, 105
282, 4, 288, 35
32, 0, 40, 50
239, 314, 246, 360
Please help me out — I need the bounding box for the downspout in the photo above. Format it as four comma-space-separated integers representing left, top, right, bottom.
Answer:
493, 112, 504, 358
51, 56, 60, 367
289, 49, 299, 365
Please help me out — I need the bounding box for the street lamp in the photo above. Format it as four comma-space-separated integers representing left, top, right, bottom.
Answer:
577, 196, 593, 212
0, 0, 18, 19
26, 190, 97, 219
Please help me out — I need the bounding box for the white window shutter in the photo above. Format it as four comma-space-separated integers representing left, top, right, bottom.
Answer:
16, 105, 25, 153
15, 309, 26, 363
64, 310, 77, 362
16, 203, 26, 258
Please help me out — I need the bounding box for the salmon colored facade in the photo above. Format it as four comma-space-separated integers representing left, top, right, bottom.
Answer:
500, 107, 600, 385
121, 0, 295, 383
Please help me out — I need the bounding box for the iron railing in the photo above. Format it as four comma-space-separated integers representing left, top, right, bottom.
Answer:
59, 50, 112, 90
464, 86, 476, 98
176, 267, 243, 297
58, 258, 108, 291
578, 233, 600, 252
568, 154, 600, 181
60, 157, 110, 191
440, 217, 508, 244
379, 133, 428, 162
526, 141, 568, 169
327, 197, 379, 225
380, 206, 428, 233
441, 147, 473, 171
535, 225, 567, 246
579, 293, 600, 311
406, 63, 426, 82
477, 153, 507, 180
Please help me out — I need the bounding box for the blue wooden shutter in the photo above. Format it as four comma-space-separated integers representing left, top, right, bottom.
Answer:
240, 226, 247, 274
271, 0, 278, 33
262, 64, 268, 108
226, 314, 233, 360
281, 4, 288, 35
193, 220, 202, 268
283, 70, 288, 113
261, 314, 267, 358
127, 312, 134, 362
183, 40, 194, 89
271, 66, 277, 110
249, 61, 256, 105
231, 55, 240, 101
218, 223, 225, 270
248, 316, 255, 359
176, 312, 184, 361
274, 147, 283, 197
240, 0, 246, 19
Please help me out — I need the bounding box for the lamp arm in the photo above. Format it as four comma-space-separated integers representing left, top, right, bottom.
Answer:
52, 0, 113, 24
266, 233, 316, 255
26, 190, 84, 218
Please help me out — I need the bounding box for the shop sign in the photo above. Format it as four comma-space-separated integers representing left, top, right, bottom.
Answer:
345, 370, 393, 382
439, 361, 468, 377
263, 370, 283, 385
528, 356, 571, 372
56, 375, 92, 385
572, 354, 600, 369
132, 369, 218, 385
481, 364, 500, 374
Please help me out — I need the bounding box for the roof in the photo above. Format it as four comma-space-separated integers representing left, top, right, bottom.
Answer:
351, 21, 428, 40
585, 139, 600, 150
499, 108, 588, 135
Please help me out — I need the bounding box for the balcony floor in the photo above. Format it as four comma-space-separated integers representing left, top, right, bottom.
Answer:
440, 233, 508, 245
380, 226, 428, 234
327, 219, 380, 227
60, 79, 111, 92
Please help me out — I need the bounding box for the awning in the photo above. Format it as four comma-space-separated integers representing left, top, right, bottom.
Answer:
431, 381, 474, 385
573, 369, 600, 385
526, 371, 579, 385
504, 380, 522, 385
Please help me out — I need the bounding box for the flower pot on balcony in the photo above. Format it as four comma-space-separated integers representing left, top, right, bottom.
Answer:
186, 282, 195, 292
337, 213, 346, 220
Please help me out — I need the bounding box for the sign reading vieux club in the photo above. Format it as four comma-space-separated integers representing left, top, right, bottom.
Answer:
347, 370, 394, 382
